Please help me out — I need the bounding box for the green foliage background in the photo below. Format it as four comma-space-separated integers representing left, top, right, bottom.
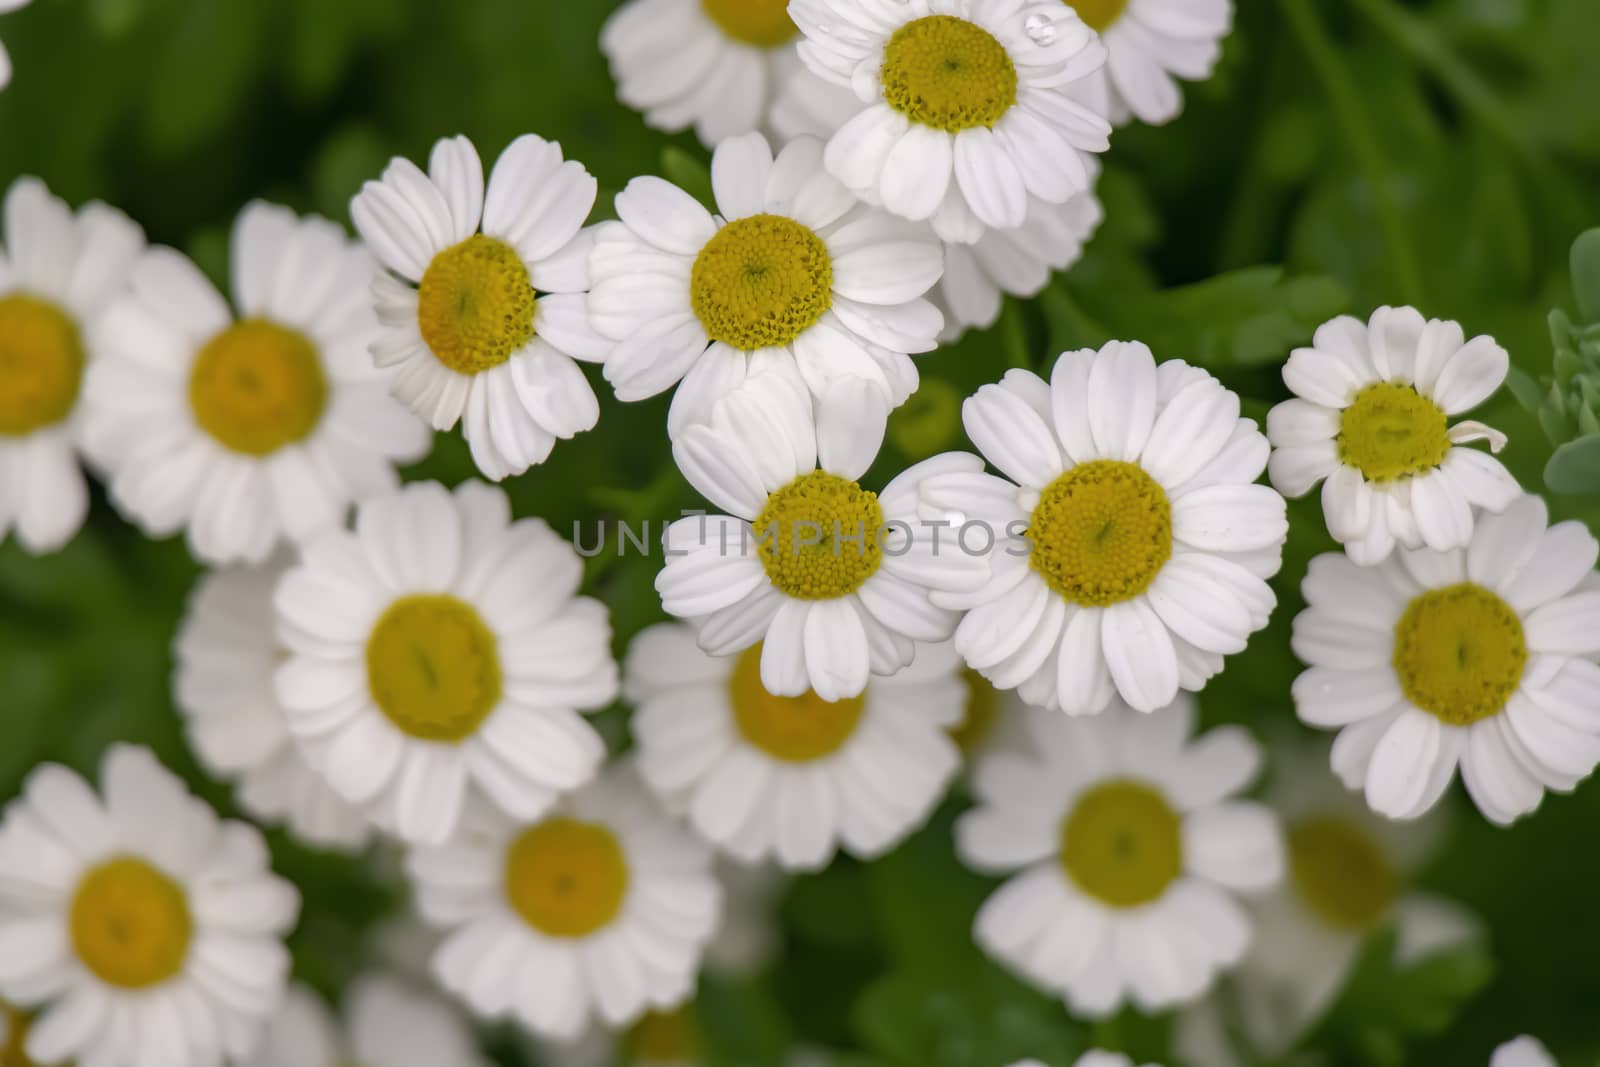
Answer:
2, 0, 1599, 1064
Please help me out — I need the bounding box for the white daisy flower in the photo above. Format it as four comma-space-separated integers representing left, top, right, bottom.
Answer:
1492, 1036, 1556, 1067
790, 0, 1111, 243
351, 134, 608, 480
1066, 0, 1233, 126
658, 369, 988, 701
0, 744, 300, 1067
406, 763, 722, 1041
272, 479, 619, 846
950, 657, 1035, 774
244, 977, 489, 1067
625, 621, 963, 870
83, 201, 430, 566
919, 342, 1286, 715
1173, 739, 1479, 1067
934, 187, 1103, 342
591, 131, 944, 437
958, 698, 1283, 1018
1267, 306, 1520, 565
174, 560, 372, 850
1291, 493, 1600, 825
601, 0, 805, 149
0, 0, 31, 90
0, 176, 143, 553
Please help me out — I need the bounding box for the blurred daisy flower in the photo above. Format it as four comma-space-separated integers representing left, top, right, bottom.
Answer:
0, 176, 143, 552
85, 201, 429, 565
790, 0, 1111, 243
933, 185, 1103, 341
625, 622, 963, 870
658, 372, 988, 701
958, 698, 1283, 1018
591, 132, 944, 439
1291, 494, 1600, 825
1067, 0, 1234, 126
1174, 739, 1480, 1066
273, 480, 618, 845
602, 0, 804, 149
919, 342, 1286, 715
175, 559, 372, 850
351, 135, 610, 480
406, 764, 722, 1040
0, 0, 31, 90
1492, 1036, 1557, 1067
243, 977, 489, 1067
1267, 306, 1520, 565
0, 745, 300, 1067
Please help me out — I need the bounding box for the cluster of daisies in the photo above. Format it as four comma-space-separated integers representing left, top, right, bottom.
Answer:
0, 1, 1594, 1066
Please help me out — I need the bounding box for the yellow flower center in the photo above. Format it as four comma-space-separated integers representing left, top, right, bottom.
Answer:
189, 318, 327, 456
1288, 816, 1398, 931
753, 471, 884, 600
0, 293, 86, 437
69, 856, 193, 989
880, 15, 1019, 132
950, 668, 1001, 753
504, 817, 629, 938
1392, 583, 1526, 726
690, 214, 833, 352
728, 643, 866, 761
416, 235, 536, 375
627, 1006, 703, 1063
1028, 460, 1173, 607
1061, 780, 1183, 908
365, 595, 503, 742
1064, 0, 1130, 32
700, 0, 796, 48
1337, 382, 1452, 482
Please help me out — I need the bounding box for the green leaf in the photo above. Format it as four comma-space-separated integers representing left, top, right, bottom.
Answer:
1505, 365, 1544, 414
1570, 228, 1600, 324
852, 964, 1086, 1067
1544, 435, 1600, 495
1308, 930, 1496, 1063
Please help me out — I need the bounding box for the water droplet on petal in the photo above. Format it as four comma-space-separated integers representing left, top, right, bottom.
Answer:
1024, 12, 1057, 45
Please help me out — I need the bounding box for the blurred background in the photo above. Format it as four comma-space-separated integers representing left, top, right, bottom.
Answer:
1, 0, 1598, 1063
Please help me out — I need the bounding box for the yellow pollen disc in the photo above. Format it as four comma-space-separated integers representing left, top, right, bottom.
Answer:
1061, 780, 1183, 908
1064, 0, 1130, 32
0, 293, 86, 437
690, 214, 833, 351
70, 856, 193, 989
728, 644, 866, 761
627, 1006, 704, 1063
700, 0, 796, 48
1392, 582, 1526, 726
1028, 460, 1172, 607
189, 318, 327, 456
754, 471, 884, 600
950, 669, 1001, 753
416, 234, 536, 375
504, 817, 629, 938
1288, 816, 1398, 931
1337, 381, 1451, 482
880, 15, 1019, 132
365, 594, 503, 742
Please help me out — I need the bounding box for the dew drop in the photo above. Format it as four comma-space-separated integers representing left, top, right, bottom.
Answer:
1024, 12, 1057, 45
